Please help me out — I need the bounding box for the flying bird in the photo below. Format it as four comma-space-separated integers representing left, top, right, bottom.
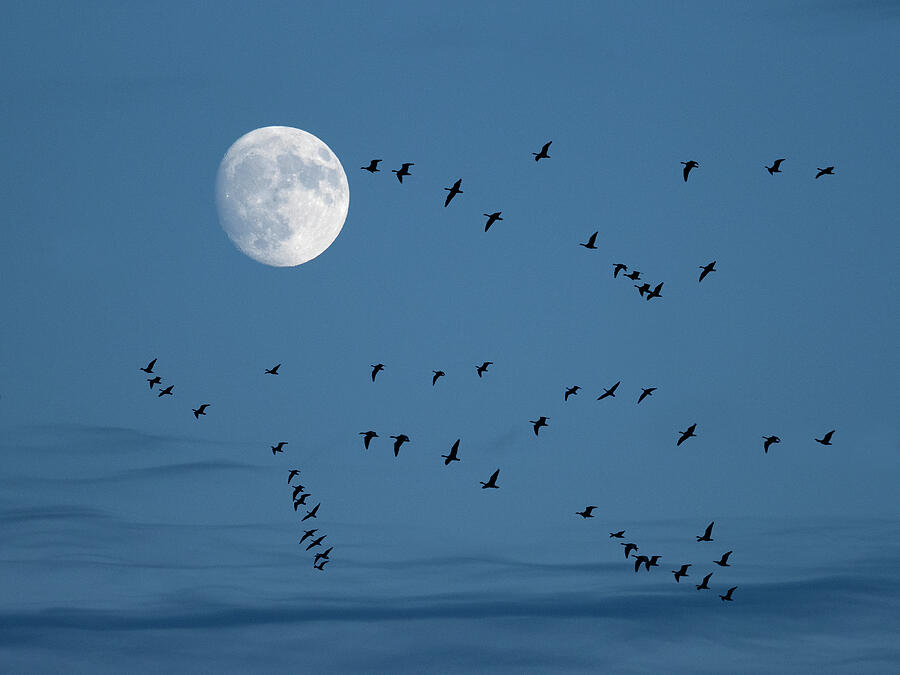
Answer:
314, 559, 329, 570
815, 166, 834, 179
476, 361, 492, 378
442, 439, 461, 465
637, 387, 656, 404
579, 231, 598, 249
766, 158, 785, 175
624, 270, 641, 281
646, 555, 662, 570
677, 423, 697, 446
140, 358, 157, 374
720, 586, 738, 602
443, 179, 463, 207
633, 555, 650, 572
483, 212, 503, 231
530, 416, 549, 436
314, 547, 333, 564
645, 282, 664, 301
299, 528, 318, 544
392, 162, 414, 183
609, 530, 625, 539
698, 261, 716, 282
146, 376, 161, 389
287, 469, 300, 483
532, 140, 551, 161
763, 435, 781, 453
673, 564, 691, 582
306, 535, 326, 551
360, 430, 378, 449
432, 370, 445, 385
597, 381, 621, 401
292, 484, 307, 500
370, 363, 385, 381
697, 522, 714, 542
576, 506, 598, 519
271, 441, 288, 455
613, 263, 628, 278
480, 468, 500, 489
157, 385, 174, 398
293, 495, 310, 510
390, 434, 410, 457
265, 363, 280, 375
634, 282, 650, 297
192, 404, 210, 419
714, 551, 733, 567
302, 503, 320, 521
564, 385, 581, 401
696, 572, 713, 590
681, 160, 700, 182
621, 542, 638, 558
361, 159, 382, 173
815, 429, 835, 446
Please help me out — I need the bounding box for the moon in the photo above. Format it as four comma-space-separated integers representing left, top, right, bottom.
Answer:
215, 126, 349, 267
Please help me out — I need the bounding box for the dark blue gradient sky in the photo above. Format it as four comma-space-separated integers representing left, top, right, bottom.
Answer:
1, 2, 898, 671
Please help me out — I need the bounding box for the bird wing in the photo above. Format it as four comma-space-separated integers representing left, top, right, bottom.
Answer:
489, 469, 500, 484
704, 522, 714, 538
683, 165, 690, 181
774, 158, 785, 169
542, 141, 551, 153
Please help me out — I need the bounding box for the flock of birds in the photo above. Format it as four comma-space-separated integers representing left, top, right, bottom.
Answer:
138, 142, 840, 593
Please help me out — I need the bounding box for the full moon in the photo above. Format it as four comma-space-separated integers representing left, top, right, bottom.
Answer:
215, 126, 349, 267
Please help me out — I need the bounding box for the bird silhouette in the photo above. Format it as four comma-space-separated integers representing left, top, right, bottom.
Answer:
476, 361, 492, 378
431, 370, 445, 386
673, 564, 691, 582
597, 381, 621, 400
697, 522, 714, 542
299, 528, 317, 544
292, 484, 307, 500
645, 282, 664, 301
314, 559, 329, 570
613, 263, 628, 278
483, 212, 503, 231
140, 358, 157, 374
390, 434, 410, 457
677, 423, 697, 446
633, 555, 650, 572
370, 363, 384, 381
480, 468, 500, 489
637, 387, 656, 404
579, 232, 598, 249
646, 555, 662, 570
360, 430, 377, 450
609, 530, 625, 538
719, 586, 738, 601
621, 542, 638, 558
271, 441, 287, 455
714, 551, 733, 567
306, 535, 326, 551
698, 261, 716, 282
576, 506, 598, 519
564, 385, 581, 401
157, 385, 174, 398
265, 363, 280, 375
815, 429, 835, 445
624, 270, 641, 281
392, 162, 414, 183
766, 158, 785, 175
681, 160, 700, 182
530, 416, 549, 436
442, 439, 461, 465
443, 178, 463, 207
634, 282, 650, 296
361, 159, 382, 173
192, 404, 210, 419
146, 376, 161, 389
287, 469, 300, 483
696, 572, 713, 590
293, 495, 310, 510
763, 435, 781, 453
532, 141, 551, 161
815, 166, 834, 179
314, 547, 333, 564
302, 503, 320, 521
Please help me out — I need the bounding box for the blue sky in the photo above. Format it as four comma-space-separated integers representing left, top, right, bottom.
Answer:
1, 1, 899, 672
